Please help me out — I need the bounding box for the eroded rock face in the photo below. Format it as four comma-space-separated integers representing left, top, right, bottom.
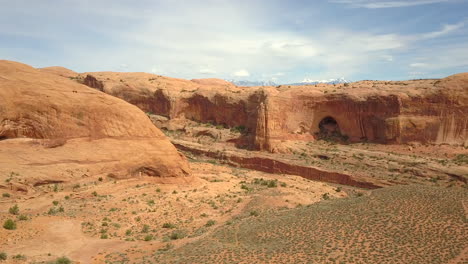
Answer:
51, 68, 468, 151
0, 60, 192, 191
83, 74, 104, 91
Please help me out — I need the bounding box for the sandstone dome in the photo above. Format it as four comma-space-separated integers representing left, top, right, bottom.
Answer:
0, 60, 191, 192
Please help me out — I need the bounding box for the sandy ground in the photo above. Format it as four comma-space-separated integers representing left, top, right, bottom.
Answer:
0, 161, 345, 263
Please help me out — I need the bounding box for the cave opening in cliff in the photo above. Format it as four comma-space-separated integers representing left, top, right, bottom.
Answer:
316, 116, 347, 142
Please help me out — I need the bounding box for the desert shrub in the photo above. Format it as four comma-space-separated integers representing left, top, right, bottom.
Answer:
2, 193, 10, 198
170, 230, 186, 240
125, 229, 132, 235
0, 252, 6, 260
9, 204, 19, 215
162, 222, 176, 229
250, 211, 259, 217
267, 180, 278, 188
144, 234, 153, 241
55, 256, 72, 264
205, 220, 216, 227
453, 154, 468, 165
12, 254, 26, 260
322, 193, 330, 200
3, 219, 16, 230
18, 215, 28, 221
158, 243, 174, 252
141, 224, 150, 233
100, 234, 108, 239
52, 201, 59, 206
230, 125, 247, 134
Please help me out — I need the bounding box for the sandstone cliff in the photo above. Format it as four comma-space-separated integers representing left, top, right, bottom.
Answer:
48, 68, 468, 152
0, 60, 192, 192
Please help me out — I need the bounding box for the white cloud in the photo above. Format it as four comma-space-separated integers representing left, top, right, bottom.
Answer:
199, 68, 217, 74
150, 67, 165, 74
1, 0, 466, 82
330, 0, 452, 9
382, 55, 394, 61
420, 22, 464, 39
232, 69, 250, 77
410, 62, 429, 68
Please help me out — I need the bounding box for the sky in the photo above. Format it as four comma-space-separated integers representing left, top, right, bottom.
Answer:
1, 0, 468, 83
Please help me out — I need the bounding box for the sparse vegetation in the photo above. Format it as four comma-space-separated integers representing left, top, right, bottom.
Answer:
3, 219, 16, 230
9, 204, 19, 215
205, 220, 216, 227
54, 256, 72, 264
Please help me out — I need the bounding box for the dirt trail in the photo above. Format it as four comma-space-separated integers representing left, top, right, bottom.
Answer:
8, 218, 130, 263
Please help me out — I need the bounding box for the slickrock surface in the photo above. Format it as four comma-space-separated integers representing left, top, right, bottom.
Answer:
0, 60, 191, 193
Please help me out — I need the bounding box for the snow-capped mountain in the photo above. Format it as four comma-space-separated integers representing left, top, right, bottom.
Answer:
227, 77, 351, 87
228, 80, 277, 87
291, 77, 350, 85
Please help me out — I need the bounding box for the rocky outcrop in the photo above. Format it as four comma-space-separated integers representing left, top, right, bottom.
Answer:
0, 60, 192, 191
172, 140, 382, 189
83, 74, 104, 91
47, 68, 468, 152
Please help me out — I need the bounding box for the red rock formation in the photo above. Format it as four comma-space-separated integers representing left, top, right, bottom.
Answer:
83, 74, 104, 91
45, 67, 468, 151
0, 60, 192, 191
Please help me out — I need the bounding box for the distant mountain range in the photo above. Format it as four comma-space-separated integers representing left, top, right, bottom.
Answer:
228, 77, 350, 87
227, 80, 277, 87
291, 77, 351, 85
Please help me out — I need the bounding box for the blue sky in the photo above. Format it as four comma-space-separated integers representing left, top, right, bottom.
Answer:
1, 0, 467, 83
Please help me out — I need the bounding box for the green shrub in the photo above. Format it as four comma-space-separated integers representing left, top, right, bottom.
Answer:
322, 193, 330, 200
3, 219, 16, 230
12, 254, 26, 260
55, 256, 72, 264
9, 204, 19, 215
205, 220, 216, 227
100, 234, 108, 239
267, 180, 278, 188
2, 193, 10, 198
141, 224, 150, 233
230, 125, 247, 134
0, 252, 6, 260
169, 230, 186, 240
250, 211, 259, 217
144, 234, 153, 241
52, 201, 59, 206
18, 215, 28, 221
162, 222, 176, 229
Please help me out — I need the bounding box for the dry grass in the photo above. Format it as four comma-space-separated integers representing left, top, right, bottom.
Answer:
151, 185, 467, 264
